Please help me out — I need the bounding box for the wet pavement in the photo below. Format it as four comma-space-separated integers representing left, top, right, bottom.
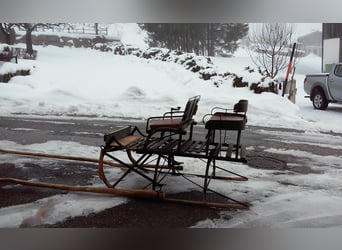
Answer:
1, 115, 342, 227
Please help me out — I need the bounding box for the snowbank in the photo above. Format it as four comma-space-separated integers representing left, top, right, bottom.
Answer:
1, 45, 339, 133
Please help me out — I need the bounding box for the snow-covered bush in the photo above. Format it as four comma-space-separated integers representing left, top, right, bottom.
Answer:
18, 32, 281, 94
107, 43, 283, 94
233, 76, 248, 88
247, 67, 280, 94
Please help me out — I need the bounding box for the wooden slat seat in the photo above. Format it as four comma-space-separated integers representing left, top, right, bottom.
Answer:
205, 113, 246, 130
203, 99, 248, 160
146, 95, 200, 135
149, 118, 184, 130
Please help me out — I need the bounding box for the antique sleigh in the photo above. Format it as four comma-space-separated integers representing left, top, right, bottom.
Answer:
98, 96, 249, 208
0, 96, 250, 209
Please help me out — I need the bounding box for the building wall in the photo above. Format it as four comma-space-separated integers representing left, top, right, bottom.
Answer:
323, 38, 340, 72
322, 23, 342, 72
323, 23, 342, 39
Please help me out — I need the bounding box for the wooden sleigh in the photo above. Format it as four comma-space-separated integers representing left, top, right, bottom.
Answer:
0, 96, 250, 209
98, 96, 250, 209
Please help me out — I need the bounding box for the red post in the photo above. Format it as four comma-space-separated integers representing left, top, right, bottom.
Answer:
282, 42, 297, 97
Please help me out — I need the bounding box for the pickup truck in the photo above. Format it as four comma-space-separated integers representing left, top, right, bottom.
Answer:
304, 63, 342, 110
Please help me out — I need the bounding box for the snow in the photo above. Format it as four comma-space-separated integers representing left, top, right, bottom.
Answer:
107, 23, 148, 49
0, 193, 126, 228
0, 140, 129, 228
1, 45, 331, 133
1, 26, 342, 228
0, 61, 31, 75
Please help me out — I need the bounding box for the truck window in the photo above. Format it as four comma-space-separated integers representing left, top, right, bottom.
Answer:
334, 65, 342, 77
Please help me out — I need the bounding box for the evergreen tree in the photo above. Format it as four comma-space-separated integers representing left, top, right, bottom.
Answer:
214, 23, 249, 57
139, 23, 248, 56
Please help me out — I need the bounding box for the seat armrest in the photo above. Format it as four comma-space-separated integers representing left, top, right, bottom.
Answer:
210, 106, 233, 114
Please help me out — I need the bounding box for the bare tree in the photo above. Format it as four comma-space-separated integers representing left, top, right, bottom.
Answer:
247, 23, 294, 78
6, 23, 66, 56
16, 23, 65, 55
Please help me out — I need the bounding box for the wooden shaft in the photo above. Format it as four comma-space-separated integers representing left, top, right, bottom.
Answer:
0, 148, 99, 163
0, 177, 248, 209
0, 178, 164, 200
0, 148, 159, 169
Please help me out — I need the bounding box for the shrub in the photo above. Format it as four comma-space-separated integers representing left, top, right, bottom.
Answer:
233, 76, 248, 88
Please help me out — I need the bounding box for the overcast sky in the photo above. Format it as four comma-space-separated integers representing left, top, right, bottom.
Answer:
294, 23, 322, 35
249, 23, 322, 37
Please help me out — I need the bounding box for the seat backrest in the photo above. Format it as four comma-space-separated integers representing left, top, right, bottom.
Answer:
182, 95, 200, 122
104, 126, 133, 146
233, 99, 248, 115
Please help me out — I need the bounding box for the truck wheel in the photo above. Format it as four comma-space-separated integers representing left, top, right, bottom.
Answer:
312, 89, 328, 110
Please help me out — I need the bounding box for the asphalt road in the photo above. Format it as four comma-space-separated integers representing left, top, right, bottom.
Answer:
1, 115, 340, 227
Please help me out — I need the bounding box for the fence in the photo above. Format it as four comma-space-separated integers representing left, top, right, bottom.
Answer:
22, 24, 108, 36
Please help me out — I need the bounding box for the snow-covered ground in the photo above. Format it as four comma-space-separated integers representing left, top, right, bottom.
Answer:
1, 28, 342, 228
1, 43, 337, 133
